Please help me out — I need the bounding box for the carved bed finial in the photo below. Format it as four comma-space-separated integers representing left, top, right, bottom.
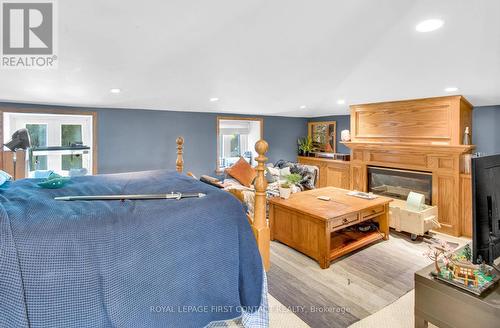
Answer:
253, 139, 270, 270
176, 137, 184, 173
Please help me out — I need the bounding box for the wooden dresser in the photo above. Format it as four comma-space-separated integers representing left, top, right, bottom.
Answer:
297, 156, 350, 189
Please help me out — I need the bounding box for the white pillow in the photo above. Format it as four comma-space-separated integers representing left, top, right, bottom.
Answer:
267, 167, 280, 177
267, 166, 291, 178
279, 167, 291, 177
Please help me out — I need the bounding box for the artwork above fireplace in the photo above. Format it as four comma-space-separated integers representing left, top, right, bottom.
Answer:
368, 167, 432, 205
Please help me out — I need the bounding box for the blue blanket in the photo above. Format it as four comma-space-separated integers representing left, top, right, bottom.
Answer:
0, 170, 263, 328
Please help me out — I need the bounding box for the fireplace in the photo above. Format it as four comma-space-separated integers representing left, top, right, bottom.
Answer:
345, 96, 474, 236
368, 167, 432, 205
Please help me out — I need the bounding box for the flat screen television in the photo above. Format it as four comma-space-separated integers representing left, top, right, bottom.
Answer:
472, 154, 500, 266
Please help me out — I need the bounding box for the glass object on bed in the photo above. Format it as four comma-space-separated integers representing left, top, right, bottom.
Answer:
26, 124, 48, 171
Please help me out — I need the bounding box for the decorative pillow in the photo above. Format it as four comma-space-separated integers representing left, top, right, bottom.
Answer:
265, 170, 275, 183
266, 166, 280, 178
274, 160, 318, 190
267, 166, 290, 180
295, 164, 318, 190
225, 157, 257, 187
279, 166, 291, 178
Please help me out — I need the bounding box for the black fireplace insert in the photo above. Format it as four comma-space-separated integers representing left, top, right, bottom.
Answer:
367, 166, 432, 205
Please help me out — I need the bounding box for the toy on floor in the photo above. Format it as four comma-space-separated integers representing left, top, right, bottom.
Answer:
389, 192, 440, 240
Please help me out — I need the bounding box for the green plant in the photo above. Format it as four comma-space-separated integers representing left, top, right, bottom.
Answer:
286, 173, 302, 185
298, 137, 307, 153
298, 136, 313, 153
280, 173, 302, 189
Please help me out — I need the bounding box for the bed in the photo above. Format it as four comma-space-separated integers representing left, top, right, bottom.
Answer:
0, 137, 270, 328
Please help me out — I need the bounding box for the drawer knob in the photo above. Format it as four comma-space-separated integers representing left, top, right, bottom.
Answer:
342, 218, 348, 223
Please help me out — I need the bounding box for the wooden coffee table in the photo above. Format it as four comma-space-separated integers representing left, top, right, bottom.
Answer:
269, 187, 392, 269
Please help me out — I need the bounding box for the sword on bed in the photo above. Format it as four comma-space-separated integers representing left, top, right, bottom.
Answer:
54, 192, 206, 201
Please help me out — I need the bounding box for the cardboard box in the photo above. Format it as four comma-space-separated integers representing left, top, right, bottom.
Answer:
389, 199, 440, 238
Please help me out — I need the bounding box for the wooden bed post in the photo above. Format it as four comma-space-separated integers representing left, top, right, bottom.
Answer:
253, 140, 270, 271
176, 137, 184, 173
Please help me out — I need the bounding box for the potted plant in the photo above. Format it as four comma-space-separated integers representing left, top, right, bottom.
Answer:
297, 138, 305, 156
299, 136, 314, 157
298, 137, 309, 156
279, 173, 302, 199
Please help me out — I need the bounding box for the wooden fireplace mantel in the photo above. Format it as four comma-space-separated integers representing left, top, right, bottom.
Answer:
345, 96, 474, 237
342, 141, 475, 153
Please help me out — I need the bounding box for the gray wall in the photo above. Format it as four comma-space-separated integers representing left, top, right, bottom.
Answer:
473, 105, 500, 155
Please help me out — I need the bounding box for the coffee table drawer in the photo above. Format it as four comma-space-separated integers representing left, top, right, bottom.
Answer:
331, 214, 359, 230
361, 205, 385, 219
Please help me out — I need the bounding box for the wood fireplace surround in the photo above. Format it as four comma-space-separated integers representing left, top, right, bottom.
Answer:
344, 96, 474, 237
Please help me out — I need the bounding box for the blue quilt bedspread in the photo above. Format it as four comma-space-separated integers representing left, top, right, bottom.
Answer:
0, 170, 263, 328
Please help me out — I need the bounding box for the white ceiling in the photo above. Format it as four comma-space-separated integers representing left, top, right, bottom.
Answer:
1, 0, 499, 117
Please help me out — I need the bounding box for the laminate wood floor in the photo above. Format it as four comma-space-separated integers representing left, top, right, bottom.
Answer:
267, 232, 450, 328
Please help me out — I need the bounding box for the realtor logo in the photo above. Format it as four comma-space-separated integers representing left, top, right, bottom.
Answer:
1, 0, 57, 68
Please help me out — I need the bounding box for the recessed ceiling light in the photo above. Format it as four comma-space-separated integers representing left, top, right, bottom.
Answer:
337, 99, 346, 105
300, 105, 307, 109
416, 19, 444, 33
209, 97, 219, 102
110, 88, 121, 94
445, 87, 459, 92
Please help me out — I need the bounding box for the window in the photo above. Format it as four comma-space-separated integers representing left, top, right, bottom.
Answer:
217, 117, 263, 171
61, 125, 83, 170
3, 112, 95, 176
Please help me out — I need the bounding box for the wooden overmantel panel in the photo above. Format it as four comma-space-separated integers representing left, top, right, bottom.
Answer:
345, 96, 475, 237
351, 96, 473, 145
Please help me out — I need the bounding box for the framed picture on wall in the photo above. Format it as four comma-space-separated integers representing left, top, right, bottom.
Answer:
308, 121, 336, 153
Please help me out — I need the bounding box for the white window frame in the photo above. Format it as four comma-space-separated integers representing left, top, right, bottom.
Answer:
216, 116, 263, 172
3, 111, 95, 176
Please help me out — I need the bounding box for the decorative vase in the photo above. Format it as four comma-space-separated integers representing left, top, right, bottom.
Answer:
463, 126, 471, 145
279, 187, 291, 199
341, 130, 351, 142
